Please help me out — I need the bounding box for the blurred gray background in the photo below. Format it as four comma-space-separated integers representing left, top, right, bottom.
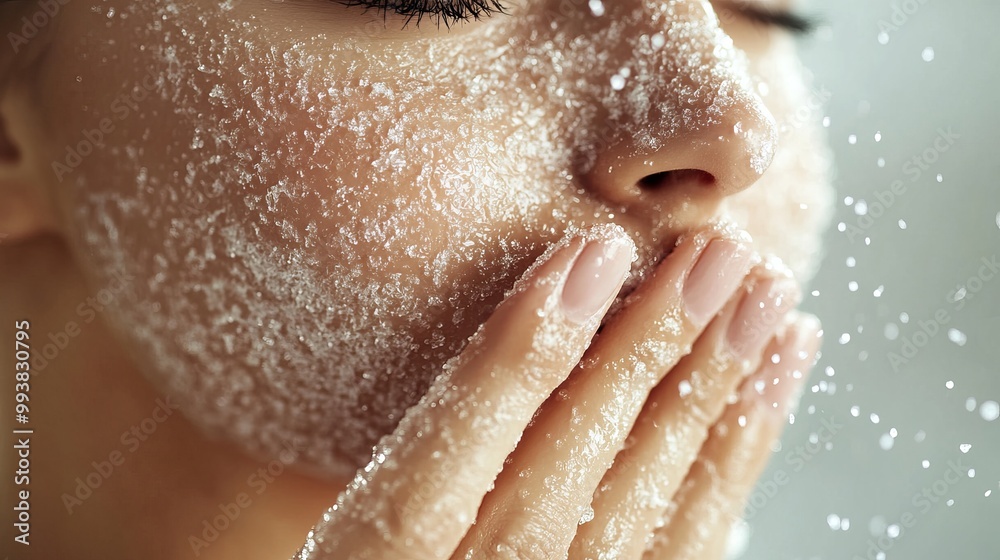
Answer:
740, 1, 1000, 559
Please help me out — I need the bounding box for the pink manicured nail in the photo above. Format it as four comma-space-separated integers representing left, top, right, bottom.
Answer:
682, 236, 753, 327
744, 313, 823, 419
561, 237, 633, 324
726, 273, 800, 360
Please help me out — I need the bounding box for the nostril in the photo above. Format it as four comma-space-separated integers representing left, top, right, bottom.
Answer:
636, 169, 714, 191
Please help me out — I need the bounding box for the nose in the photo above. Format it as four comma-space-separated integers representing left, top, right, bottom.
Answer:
567, 0, 779, 210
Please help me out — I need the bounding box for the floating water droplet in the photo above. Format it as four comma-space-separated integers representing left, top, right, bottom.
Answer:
610, 74, 625, 90
966, 397, 978, 412
968, 468, 976, 478
850, 405, 860, 417
960, 443, 972, 453
839, 333, 851, 344
873, 285, 885, 297
870, 413, 880, 424
948, 328, 967, 346
588, 0, 605, 16
898, 219, 907, 229
922, 459, 930, 469
848, 134, 858, 145
827, 513, 841, 530
887, 524, 900, 538
945, 380, 954, 389
854, 200, 868, 215
914, 430, 926, 442
877, 157, 886, 168
877, 31, 890, 45
879, 433, 894, 450
869, 515, 887, 536
921, 47, 935, 62
650, 32, 665, 49
848, 281, 859, 292
980, 401, 999, 422
823, 116, 831, 127
884, 323, 899, 341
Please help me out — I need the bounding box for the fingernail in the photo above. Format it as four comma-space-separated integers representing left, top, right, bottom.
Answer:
744, 313, 823, 419
561, 237, 633, 324
682, 235, 753, 327
725, 272, 800, 360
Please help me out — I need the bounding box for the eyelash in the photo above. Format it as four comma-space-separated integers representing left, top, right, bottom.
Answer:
337, 0, 815, 33
336, 0, 508, 28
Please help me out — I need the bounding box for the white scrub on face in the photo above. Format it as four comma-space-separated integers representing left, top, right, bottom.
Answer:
62, 0, 828, 477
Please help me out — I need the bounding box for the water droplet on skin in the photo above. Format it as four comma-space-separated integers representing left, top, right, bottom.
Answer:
678, 380, 693, 397
610, 74, 626, 90
650, 33, 665, 49
588, 0, 605, 16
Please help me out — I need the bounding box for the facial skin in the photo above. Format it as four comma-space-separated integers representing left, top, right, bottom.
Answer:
7, 0, 830, 478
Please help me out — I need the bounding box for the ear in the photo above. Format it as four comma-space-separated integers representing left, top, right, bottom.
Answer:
0, 11, 61, 245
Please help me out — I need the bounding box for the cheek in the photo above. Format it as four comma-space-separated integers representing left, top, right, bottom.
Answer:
40, 2, 586, 475
722, 40, 834, 280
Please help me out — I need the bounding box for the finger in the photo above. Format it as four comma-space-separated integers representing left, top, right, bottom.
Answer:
643, 312, 822, 560
452, 227, 754, 560
570, 262, 800, 560
295, 224, 636, 560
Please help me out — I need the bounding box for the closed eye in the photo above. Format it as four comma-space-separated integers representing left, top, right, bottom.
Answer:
722, 1, 819, 35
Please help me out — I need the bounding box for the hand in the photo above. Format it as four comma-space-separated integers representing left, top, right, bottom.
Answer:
293, 223, 822, 560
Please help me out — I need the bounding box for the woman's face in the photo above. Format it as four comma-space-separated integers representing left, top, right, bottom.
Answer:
29, 0, 831, 476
